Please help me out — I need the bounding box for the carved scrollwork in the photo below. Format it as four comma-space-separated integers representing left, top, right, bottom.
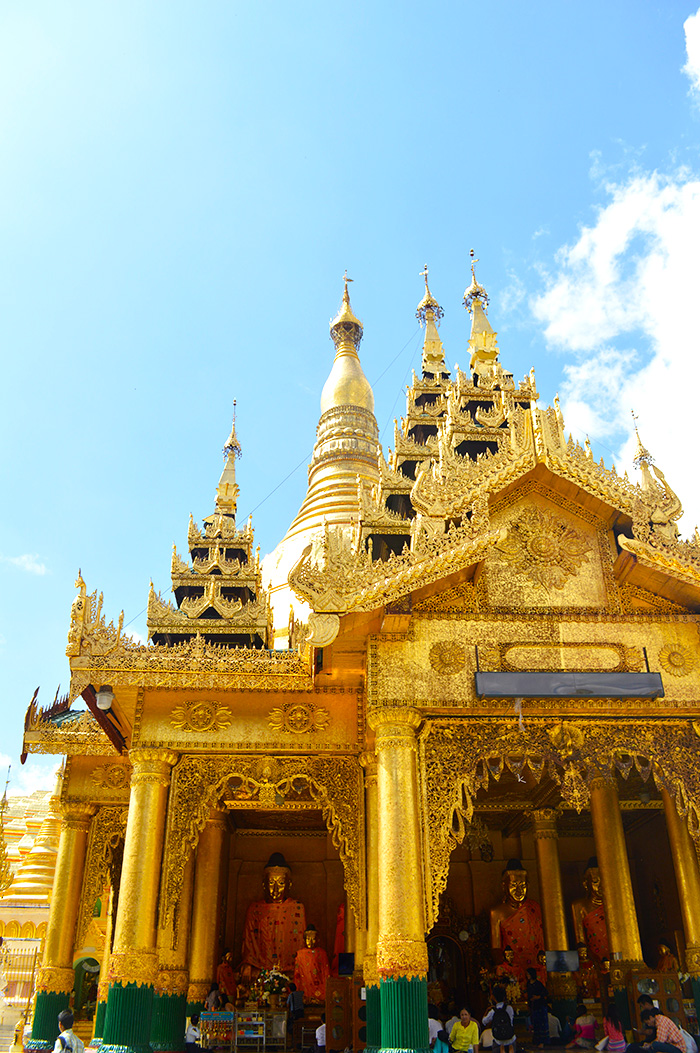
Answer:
419, 717, 700, 929
160, 754, 365, 935
494, 507, 592, 591
267, 702, 330, 734
429, 641, 466, 675
76, 806, 128, 948
170, 699, 233, 733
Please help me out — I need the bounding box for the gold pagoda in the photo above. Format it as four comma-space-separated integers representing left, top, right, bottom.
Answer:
21, 262, 700, 1053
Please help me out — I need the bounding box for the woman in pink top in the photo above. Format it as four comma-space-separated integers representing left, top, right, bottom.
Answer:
566, 1004, 597, 1049
603, 1005, 626, 1052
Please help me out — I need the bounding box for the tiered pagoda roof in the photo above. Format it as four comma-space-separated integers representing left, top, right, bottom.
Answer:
147, 411, 271, 649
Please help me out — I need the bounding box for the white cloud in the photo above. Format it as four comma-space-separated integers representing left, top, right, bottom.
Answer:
0, 755, 60, 797
684, 9, 700, 96
0, 553, 47, 575
533, 167, 700, 535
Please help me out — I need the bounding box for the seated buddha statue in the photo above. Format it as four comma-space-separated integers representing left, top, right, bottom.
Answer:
571, 857, 609, 963
294, 924, 330, 1004
240, 853, 306, 980
489, 859, 544, 987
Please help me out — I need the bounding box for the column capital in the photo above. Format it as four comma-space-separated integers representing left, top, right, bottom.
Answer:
368, 705, 421, 733
155, 968, 189, 996
359, 750, 378, 777
187, 980, 211, 1004
532, 808, 559, 839
589, 771, 617, 793
204, 808, 228, 833
129, 748, 178, 786
60, 801, 97, 830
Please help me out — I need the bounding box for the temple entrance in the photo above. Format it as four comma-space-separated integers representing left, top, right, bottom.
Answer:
429, 764, 688, 1025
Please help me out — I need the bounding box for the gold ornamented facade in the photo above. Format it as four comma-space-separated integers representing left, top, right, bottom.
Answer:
22, 264, 700, 1053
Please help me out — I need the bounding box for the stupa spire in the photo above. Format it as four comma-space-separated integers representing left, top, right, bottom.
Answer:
416, 264, 448, 378
215, 401, 241, 518
631, 411, 655, 491
321, 272, 374, 413
463, 250, 500, 381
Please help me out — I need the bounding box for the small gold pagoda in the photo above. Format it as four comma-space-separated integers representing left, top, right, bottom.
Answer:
21, 263, 700, 1053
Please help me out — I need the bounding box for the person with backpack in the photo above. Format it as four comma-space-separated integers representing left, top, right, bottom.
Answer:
482, 985, 515, 1053
449, 1008, 480, 1052
54, 1011, 85, 1053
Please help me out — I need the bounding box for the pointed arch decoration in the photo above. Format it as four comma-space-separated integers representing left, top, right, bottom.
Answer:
419, 716, 700, 930
159, 754, 365, 936
76, 806, 128, 949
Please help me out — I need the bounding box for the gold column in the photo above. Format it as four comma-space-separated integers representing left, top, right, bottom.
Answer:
589, 774, 643, 972
36, 803, 95, 995
109, 749, 178, 987
661, 786, 700, 976
187, 809, 228, 1006
532, 809, 568, 950
368, 706, 427, 980
362, 753, 379, 976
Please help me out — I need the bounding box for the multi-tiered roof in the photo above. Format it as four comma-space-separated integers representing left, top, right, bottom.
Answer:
147, 412, 271, 648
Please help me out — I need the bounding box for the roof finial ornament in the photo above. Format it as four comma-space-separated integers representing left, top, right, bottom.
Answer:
223, 399, 242, 461
343, 269, 353, 301
416, 263, 444, 327
631, 409, 653, 468
463, 248, 490, 313
330, 272, 363, 348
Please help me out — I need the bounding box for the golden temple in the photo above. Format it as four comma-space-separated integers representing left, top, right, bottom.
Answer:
19, 261, 700, 1053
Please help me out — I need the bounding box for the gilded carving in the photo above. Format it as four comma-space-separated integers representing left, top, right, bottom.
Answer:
90, 764, 130, 791
428, 641, 466, 675
376, 933, 429, 980
267, 702, 330, 735
494, 507, 592, 591
109, 949, 158, 988
658, 644, 695, 678
160, 754, 364, 934
76, 806, 128, 948
170, 699, 233, 733
36, 966, 75, 995
419, 718, 700, 928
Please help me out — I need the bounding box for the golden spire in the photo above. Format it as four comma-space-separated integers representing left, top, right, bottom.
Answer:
463, 250, 499, 378
415, 265, 448, 378
214, 402, 241, 517
321, 273, 374, 413
631, 410, 654, 490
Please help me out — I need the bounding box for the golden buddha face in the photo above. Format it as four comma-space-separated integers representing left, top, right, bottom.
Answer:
305, 929, 317, 949
264, 866, 291, 902
503, 869, 528, 907
503, 947, 515, 964
583, 867, 603, 904
578, 944, 589, 963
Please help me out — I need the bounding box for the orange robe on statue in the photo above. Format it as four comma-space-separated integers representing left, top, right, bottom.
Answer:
582, 903, 608, 963
241, 899, 306, 973
294, 947, 330, 1003
500, 899, 544, 987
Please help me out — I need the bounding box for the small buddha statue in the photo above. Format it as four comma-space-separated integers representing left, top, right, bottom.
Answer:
489, 859, 544, 987
240, 852, 306, 980
496, 945, 521, 998
575, 942, 599, 999
571, 857, 609, 963
657, 942, 680, 973
536, 948, 547, 985
294, 924, 331, 1004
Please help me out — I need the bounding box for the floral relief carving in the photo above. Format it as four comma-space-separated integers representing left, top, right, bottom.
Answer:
267, 702, 330, 734
89, 764, 130, 791
170, 699, 233, 733
658, 644, 695, 678
495, 507, 592, 591
428, 641, 466, 675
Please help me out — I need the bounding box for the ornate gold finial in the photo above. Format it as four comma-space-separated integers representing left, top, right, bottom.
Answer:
463, 248, 490, 312
631, 410, 653, 468
416, 264, 444, 327
330, 272, 363, 349
223, 400, 242, 461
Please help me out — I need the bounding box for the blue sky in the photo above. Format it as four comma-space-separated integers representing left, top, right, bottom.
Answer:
2, 1, 700, 792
